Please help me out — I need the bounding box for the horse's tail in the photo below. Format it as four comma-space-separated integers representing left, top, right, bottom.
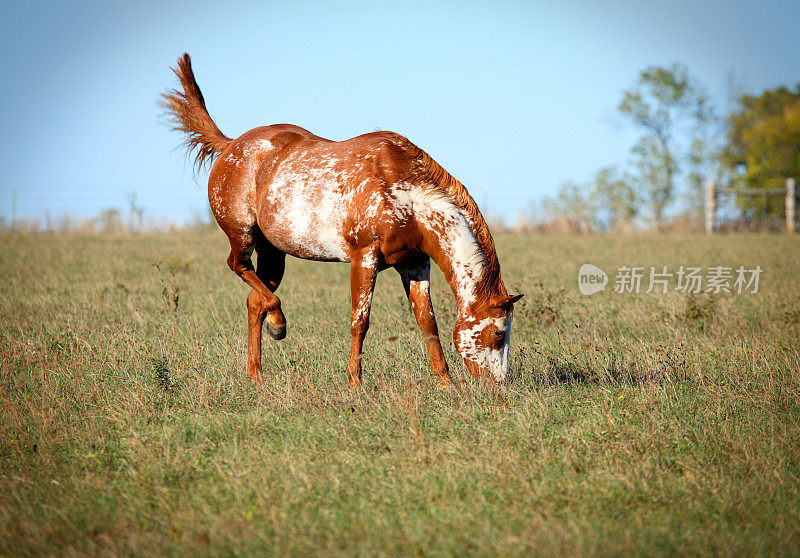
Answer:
160, 53, 231, 171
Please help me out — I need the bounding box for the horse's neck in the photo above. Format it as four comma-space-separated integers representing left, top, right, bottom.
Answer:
414, 193, 487, 313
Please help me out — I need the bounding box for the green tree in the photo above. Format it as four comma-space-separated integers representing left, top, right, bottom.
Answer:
724, 85, 800, 217
590, 166, 638, 231
534, 168, 637, 233
95, 208, 123, 233
542, 180, 597, 233
618, 63, 711, 228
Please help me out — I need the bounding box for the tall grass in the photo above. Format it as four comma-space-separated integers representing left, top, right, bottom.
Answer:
1, 230, 799, 555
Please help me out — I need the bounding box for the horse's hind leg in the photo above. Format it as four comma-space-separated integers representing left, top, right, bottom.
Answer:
223, 229, 287, 382
245, 237, 286, 383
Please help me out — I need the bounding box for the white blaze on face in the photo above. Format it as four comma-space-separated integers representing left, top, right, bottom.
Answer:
456, 312, 513, 382
497, 315, 512, 380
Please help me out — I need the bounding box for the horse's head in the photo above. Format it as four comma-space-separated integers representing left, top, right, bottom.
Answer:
453, 293, 523, 383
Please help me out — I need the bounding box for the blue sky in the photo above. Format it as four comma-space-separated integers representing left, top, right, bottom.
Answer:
1, 0, 799, 225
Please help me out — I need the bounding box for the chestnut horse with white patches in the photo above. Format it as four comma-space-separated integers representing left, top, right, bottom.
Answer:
161, 54, 522, 388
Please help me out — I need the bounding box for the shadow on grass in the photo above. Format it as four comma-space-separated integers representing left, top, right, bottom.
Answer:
510, 348, 691, 387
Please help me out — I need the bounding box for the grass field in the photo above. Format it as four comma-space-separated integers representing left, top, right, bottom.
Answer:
1, 229, 799, 556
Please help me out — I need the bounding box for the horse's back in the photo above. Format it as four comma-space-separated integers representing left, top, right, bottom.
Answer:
208, 125, 421, 262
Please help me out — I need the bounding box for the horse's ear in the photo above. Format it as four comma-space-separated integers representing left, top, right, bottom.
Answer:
495, 294, 523, 309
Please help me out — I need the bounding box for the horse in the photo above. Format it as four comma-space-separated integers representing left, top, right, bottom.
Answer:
160, 53, 522, 388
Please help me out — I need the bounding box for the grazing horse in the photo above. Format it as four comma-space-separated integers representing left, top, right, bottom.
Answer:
161, 53, 522, 388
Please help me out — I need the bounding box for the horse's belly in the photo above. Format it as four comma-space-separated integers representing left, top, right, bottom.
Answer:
258, 181, 352, 263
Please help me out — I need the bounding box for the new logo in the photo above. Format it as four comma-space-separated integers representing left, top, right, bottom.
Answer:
578, 264, 608, 295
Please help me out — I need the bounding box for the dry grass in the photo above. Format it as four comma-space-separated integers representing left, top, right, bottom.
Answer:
1, 230, 799, 556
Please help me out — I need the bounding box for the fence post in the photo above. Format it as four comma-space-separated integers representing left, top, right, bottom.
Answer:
705, 180, 716, 234
11, 185, 17, 235
787, 178, 796, 233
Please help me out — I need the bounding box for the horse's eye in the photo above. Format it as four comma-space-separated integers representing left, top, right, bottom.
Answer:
494, 330, 504, 338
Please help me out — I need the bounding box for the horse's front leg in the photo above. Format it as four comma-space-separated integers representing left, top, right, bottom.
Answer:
396, 259, 455, 389
347, 244, 380, 388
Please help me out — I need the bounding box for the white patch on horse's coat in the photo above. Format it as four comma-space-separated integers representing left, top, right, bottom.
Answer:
212, 138, 279, 229
224, 152, 242, 167
401, 261, 434, 321
352, 286, 374, 330
400, 185, 485, 307
386, 185, 485, 289
264, 161, 352, 261
361, 251, 378, 269
244, 139, 272, 156
498, 317, 512, 379
364, 191, 383, 220
414, 279, 435, 320
455, 313, 513, 382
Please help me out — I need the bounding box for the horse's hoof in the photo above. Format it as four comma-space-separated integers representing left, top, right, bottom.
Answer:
247, 370, 264, 384
437, 379, 456, 390
267, 323, 287, 340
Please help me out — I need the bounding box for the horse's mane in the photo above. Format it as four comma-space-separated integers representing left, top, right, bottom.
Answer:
392, 135, 504, 298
